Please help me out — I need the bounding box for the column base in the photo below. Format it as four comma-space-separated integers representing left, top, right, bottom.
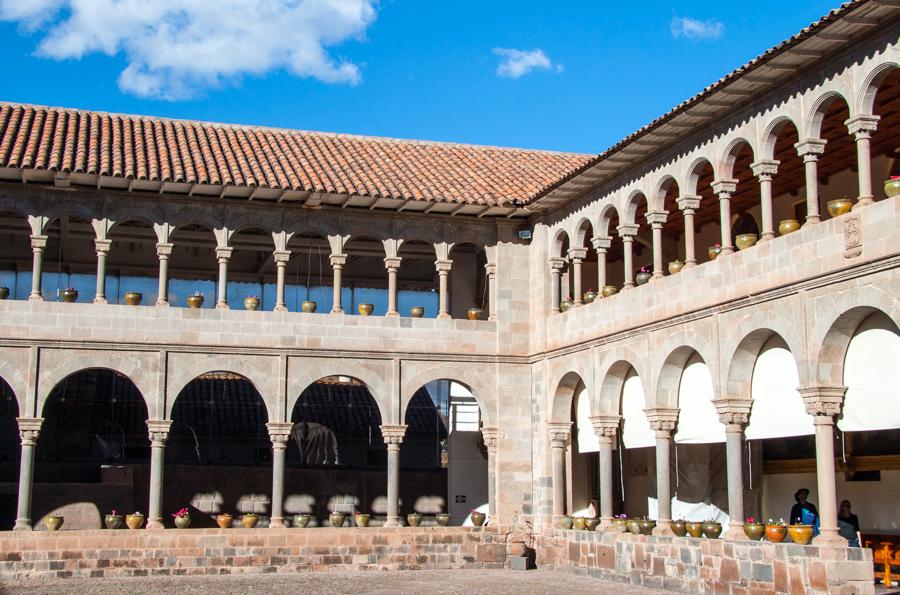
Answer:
598, 517, 613, 530
274, 305, 288, 312
621, 284, 634, 291
723, 522, 749, 541
813, 531, 848, 547
155, 300, 170, 307
853, 196, 874, 209
28, 294, 43, 302
268, 517, 286, 529
93, 297, 108, 304
760, 232, 774, 241
215, 302, 229, 310
488, 314, 496, 321
383, 517, 401, 527
720, 247, 734, 255
651, 272, 664, 280
330, 308, 344, 315
437, 313, 451, 319
652, 522, 675, 537
803, 216, 821, 227
684, 260, 697, 268
13, 519, 32, 531
146, 519, 165, 530
386, 310, 399, 317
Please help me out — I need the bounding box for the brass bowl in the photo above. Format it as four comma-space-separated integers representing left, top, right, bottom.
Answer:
357, 303, 374, 316
735, 233, 758, 251
827, 198, 853, 218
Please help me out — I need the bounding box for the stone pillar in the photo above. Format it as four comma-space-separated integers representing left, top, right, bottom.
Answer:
645, 408, 678, 535
591, 236, 611, 289
795, 139, 826, 226
845, 115, 880, 209
548, 422, 571, 521
481, 427, 499, 518
751, 160, 779, 241
484, 262, 497, 321
384, 256, 401, 317
645, 211, 667, 279
14, 417, 43, 531
155, 242, 173, 306
93, 239, 111, 304
215, 246, 233, 310
713, 400, 752, 540
330, 253, 347, 314
273, 250, 290, 312
617, 225, 638, 290
676, 196, 700, 267
435, 259, 452, 319
549, 257, 565, 313
381, 424, 407, 526
28, 235, 47, 301
711, 180, 737, 255
146, 420, 172, 530
799, 386, 848, 546
568, 247, 586, 305
590, 415, 621, 528
267, 422, 293, 528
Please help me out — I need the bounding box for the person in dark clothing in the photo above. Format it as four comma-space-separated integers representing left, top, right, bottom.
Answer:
838, 499, 861, 547
790, 488, 820, 536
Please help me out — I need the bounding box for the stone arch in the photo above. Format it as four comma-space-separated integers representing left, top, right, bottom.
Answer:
106, 205, 168, 229
596, 202, 619, 238
815, 305, 900, 387
725, 328, 801, 401
623, 189, 649, 226
288, 358, 391, 425
0, 353, 29, 417
652, 175, 679, 211
717, 136, 755, 180
572, 217, 594, 247
805, 90, 851, 139
857, 61, 900, 117
551, 371, 586, 422
400, 361, 496, 427
683, 156, 714, 198
283, 218, 340, 240
595, 348, 650, 417
550, 228, 569, 259
400, 377, 484, 427
653, 339, 716, 410
760, 115, 800, 161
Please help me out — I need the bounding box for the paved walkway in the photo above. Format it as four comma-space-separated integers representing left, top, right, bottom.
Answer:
1, 569, 671, 594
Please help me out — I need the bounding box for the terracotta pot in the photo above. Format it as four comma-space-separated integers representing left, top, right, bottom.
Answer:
241, 514, 259, 529
627, 519, 641, 535
187, 295, 204, 309
827, 198, 853, 218
583, 290, 598, 304
357, 303, 374, 316
126, 514, 145, 530
585, 518, 600, 531
355, 514, 370, 528
471, 512, 486, 527
559, 515, 573, 530
612, 518, 628, 533
601, 285, 618, 298
668, 260, 684, 275
638, 519, 656, 535
744, 523, 765, 541
174, 516, 191, 529
686, 522, 703, 538
0, 287, 8, 300
44, 516, 64, 531
884, 178, 900, 198
702, 522, 722, 539
244, 297, 260, 311
329, 513, 346, 528
436, 513, 451, 526
216, 514, 233, 529
560, 299, 573, 312
407, 513, 422, 527
778, 219, 800, 236
124, 292, 142, 306
765, 524, 787, 543
708, 246, 722, 261
572, 517, 586, 531
293, 514, 310, 528
788, 524, 814, 545
105, 514, 124, 530
409, 306, 425, 318
735, 234, 758, 251
670, 520, 687, 537
301, 301, 317, 313
61, 289, 78, 303
467, 307, 483, 321
635, 272, 652, 286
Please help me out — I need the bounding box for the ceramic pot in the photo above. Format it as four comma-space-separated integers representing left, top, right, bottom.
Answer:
686, 522, 703, 538
788, 524, 814, 545
744, 523, 765, 541
244, 297, 260, 311
61, 289, 78, 303
174, 516, 191, 529
559, 515, 573, 530
241, 514, 259, 529
668, 260, 684, 275
105, 514, 124, 530
293, 514, 310, 528
301, 301, 317, 313
187, 295, 204, 309
778, 219, 800, 236
884, 178, 900, 198
355, 514, 370, 528
407, 513, 422, 527
635, 272, 652, 286
601, 285, 618, 298
436, 513, 451, 527
583, 290, 598, 304
702, 522, 722, 539
471, 512, 486, 527
44, 516, 64, 531
638, 519, 656, 536
612, 518, 628, 533
827, 198, 853, 218
627, 519, 641, 535
409, 306, 425, 318
670, 520, 687, 537
708, 246, 722, 261
560, 299, 573, 312
467, 307, 483, 321
357, 303, 374, 316
735, 234, 758, 251
216, 514, 233, 529
572, 517, 586, 531
765, 525, 787, 543
585, 518, 600, 531
329, 513, 346, 528
0, 287, 8, 300
126, 514, 145, 530
124, 292, 142, 306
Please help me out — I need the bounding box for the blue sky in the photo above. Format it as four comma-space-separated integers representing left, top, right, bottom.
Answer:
0, 1, 842, 154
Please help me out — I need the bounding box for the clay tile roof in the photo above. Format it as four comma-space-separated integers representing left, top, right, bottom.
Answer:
0, 102, 591, 207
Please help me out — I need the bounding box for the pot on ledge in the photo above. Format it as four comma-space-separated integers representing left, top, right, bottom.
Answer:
407, 512, 422, 527
765, 524, 787, 543
686, 521, 703, 538
355, 513, 370, 528
572, 517, 586, 531
293, 514, 310, 528
778, 219, 800, 236
735, 234, 758, 251
827, 197, 854, 218
187, 295, 204, 309
583, 290, 598, 304
216, 513, 233, 529
124, 292, 142, 306
884, 177, 900, 198
409, 306, 425, 318
0, 287, 9, 300
601, 285, 618, 298
126, 513, 145, 530
470, 511, 486, 527
708, 245, 722, 261
301, 301, 317, 313
612, 518, 628, 533
626, 519, 641, 535
670, 520, 687, 537
559, 515, 573, 530
241, 513, 259, 529
357, 303, 374, 316
585, 518, 600, 531
105, 514, 124, 530
701, 521, 722, 539
244, 297, 260, 311
329, 512, 346, 528
788, 524, 814, 545
44, 516, 64, 531
635, 272, 652, 286
61, 288, 78, 303
436, 513, 451, 526
467, 307, 483, 321
744, 522, 765, 541
174, 515, 191, 529
638, 519, 656, 535
668, 260, 684, 275
559, 299, 573, 312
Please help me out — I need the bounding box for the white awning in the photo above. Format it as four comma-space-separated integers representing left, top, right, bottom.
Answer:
576, 385, 600, 453
746, 336, 812, 440
675, 355, 724, 444
622, 370, 654, 449
839, 311, 900, 432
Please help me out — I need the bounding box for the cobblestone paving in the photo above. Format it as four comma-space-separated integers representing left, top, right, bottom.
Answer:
1, 569, 672, 594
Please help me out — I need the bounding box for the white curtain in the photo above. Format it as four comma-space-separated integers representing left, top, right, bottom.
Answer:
675, 354, 724, 444
576, 384, 600, 453
622, 370, 654, 449
746, 335, 812, 440
839, 311, 900, 432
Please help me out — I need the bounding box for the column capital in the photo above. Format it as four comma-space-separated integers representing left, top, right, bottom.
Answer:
712, 399, 752, 428
146, 419, 173, 444
215, 246, 233, 262
434, 259, 452, 273
94, 238, 112, 254
750, 159, 779, 179
795, 138, 827, 158
273, 250, 291, 264
798, 386, 846, 419
616, 224, 638, 238
591, 235, 612, 251
567, 247, 587, 261
381, 424, 407, 445
845, 115, 880, 138
266, 421, 294, 445
481, 426, 499, 453
30, 235, 48, 250
645, 210, 667, 227
16, 417, 43, 445
330, 253, 348, 267
548, 257, 566, 272
156, 242, 174, 257
711, 179, 737, 196
589, 415, 621, 439
644, 408, 679, 433
483, 262, 497, 277
676, 196, 701, 212
547, 421, 571, 446
383, 256, 402, 270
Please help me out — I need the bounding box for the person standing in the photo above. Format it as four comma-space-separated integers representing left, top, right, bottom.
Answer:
838, 500, 861, 547
790, 488, 820, 536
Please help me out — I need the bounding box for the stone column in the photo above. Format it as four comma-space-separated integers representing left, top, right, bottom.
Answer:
93, 239, 111, 304
568, 247, 586, 305
381, 424, 407, 526
795, 139, 826, 226
645, 408, 678, 535
267, 422, 293, 528
435, 259, 452, 319
799, 386, 848, 546
617, 225, 638, 290
591, 236, 611, 289
384, 256, 401, 317
549, 257, 565, 313
713, 400, 752, 540
676, 196, 700, 267
750, 160, 779, 241
484, 262, 497, 321
28, 235, 47, 301
330, 253, 347, 314
215, 246, 233, 310
845, 115, 880, 209
14, 417, 43, 531
481, 427, 499, 518
645, 211, 667, 279
548, 422, 571, 521
146, 420, 172, 529
711, 180, 737, 255
590, 415, 621, 528
155, 242, 173, 306
273, 250, 290, 312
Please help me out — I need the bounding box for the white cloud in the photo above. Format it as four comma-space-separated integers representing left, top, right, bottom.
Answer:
492, 48, 562, 79
670, 16, 724, 41
0, 0, 378, 100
